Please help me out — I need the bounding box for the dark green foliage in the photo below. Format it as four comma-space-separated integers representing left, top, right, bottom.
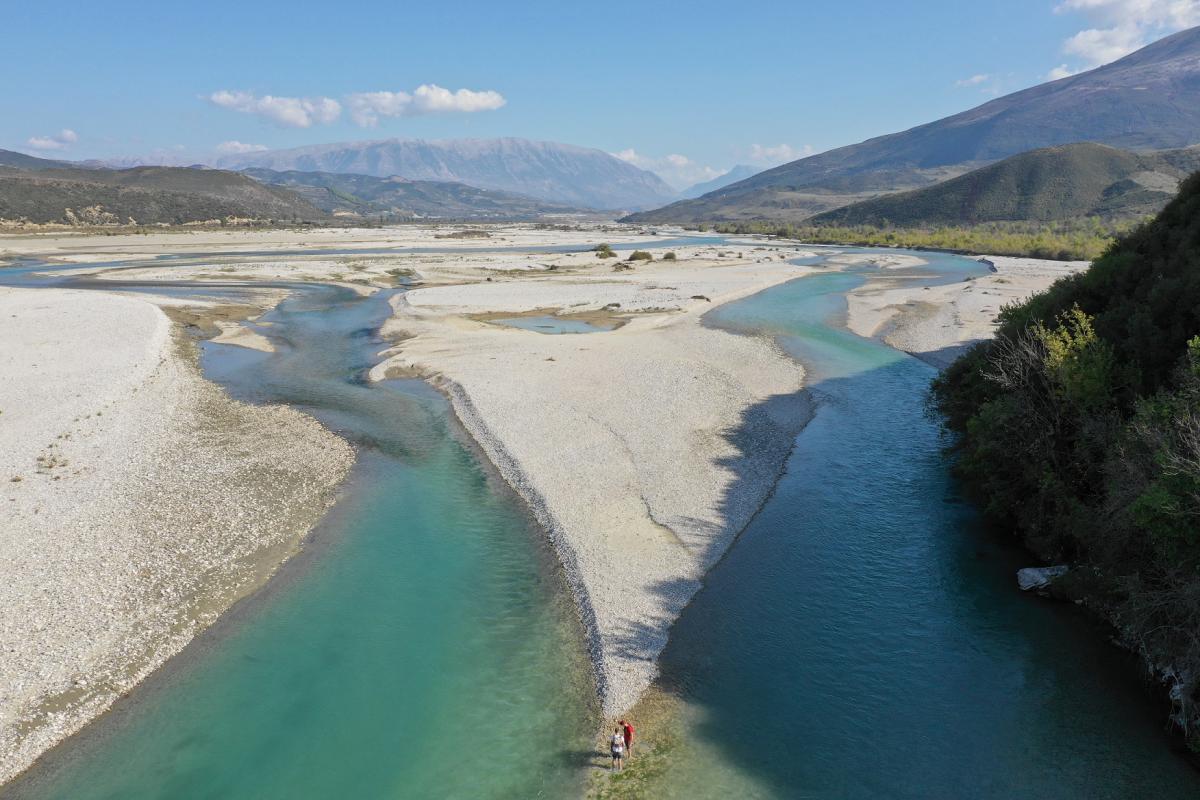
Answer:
594, 243, 616, 259
662, 251, 677, 261
931, 172, 1200, 730
628, 250, 653, 261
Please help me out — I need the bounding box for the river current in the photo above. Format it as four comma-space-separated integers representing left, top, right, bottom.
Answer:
2, 240, 1196, 798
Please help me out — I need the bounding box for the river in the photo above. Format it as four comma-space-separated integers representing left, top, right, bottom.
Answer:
2, 241, 1197, 798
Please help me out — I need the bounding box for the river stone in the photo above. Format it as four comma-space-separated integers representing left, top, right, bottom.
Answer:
1017, 565, 1070, 591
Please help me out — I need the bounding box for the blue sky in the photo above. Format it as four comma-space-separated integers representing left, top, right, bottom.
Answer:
8, 1, 1198, 188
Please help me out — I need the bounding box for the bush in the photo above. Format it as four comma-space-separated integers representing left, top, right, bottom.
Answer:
662, 251, 677, 260
594, 243, 616, 259
628, 250, 653, 261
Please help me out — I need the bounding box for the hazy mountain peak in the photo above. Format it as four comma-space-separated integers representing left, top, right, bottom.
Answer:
215, 137, 676, 211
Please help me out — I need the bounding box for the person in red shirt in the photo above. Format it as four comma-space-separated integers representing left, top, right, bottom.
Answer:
620, 719, 635, 757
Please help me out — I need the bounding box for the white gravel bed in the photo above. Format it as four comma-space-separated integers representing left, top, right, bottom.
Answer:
0, 287, 354, 784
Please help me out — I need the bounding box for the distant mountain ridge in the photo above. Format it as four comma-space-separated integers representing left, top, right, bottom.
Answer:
810, 143, 1200, 226
217, 137, 676, 211
243, 167, 585, 219
0, 149, 324, 225
678, 165, 760, 199
627, 26, 1200, 224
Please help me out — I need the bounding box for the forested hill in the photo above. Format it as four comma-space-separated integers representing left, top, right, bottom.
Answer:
931, 170, 1200, 744
809, 143, 1200, 227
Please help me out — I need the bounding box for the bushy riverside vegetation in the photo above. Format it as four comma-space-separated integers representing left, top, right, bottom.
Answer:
706, 218, 1128, 261
931, 173, 1200, 746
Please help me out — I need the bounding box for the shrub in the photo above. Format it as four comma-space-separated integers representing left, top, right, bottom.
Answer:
662, 251, 677, 260
628, 250, 653, 261
594, 243, 616, 259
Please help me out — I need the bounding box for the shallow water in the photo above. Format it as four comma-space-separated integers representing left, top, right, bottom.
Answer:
4, 242, 1198, 798
640, 258, 1200, 797
488, 314, 614, 334
3, 279, 595, 799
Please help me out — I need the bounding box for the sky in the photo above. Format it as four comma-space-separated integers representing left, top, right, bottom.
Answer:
7, 0, 1199, 189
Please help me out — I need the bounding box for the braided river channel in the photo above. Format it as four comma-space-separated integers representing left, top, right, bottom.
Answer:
3, 240, 1198, 798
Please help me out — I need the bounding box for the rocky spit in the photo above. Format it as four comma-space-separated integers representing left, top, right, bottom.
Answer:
0, 287, 354, 784
374, 255, 815, 715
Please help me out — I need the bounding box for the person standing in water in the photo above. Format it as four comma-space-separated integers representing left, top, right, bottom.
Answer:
620, 719, 635, 757
610, 726, 626, 770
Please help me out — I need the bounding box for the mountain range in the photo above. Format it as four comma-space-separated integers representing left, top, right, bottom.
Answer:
243, 168, 584, 219
626, 26, 1200, 224
678, 165, 761, 199
216, 138, 676, 211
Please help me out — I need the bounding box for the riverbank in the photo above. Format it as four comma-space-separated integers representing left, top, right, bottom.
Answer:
0, 287, 354, 784
845, 254, 1089, 367
372, 247, 816, 714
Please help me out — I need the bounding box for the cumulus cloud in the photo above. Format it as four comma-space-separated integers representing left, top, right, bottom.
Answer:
345, 85, 506, 126
955, 73, 991, 87
1047, 64, 1081, 80
26, 129, 78, 151
748, 143, 813, 165
208, 90, 342, 128
216, 140, 268, 154
611, 149, 721, 190
1053, 0, 1200, 70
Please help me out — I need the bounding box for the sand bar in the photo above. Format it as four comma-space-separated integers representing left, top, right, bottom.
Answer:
845, 255, 1089, 367
372, 250, 816, 713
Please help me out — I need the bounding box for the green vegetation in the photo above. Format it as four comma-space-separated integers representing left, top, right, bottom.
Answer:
662, 251, 677, 260
810, 143, 1200, 228
707, 219, 1129, 261
930, 172, 1200, 741
628, 250, 653, 261
594, 243, 617, 259
0, 158, 324, 226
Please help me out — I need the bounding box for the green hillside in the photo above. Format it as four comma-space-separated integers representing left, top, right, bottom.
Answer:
810, 143, 1200, 226
0, 153, 324, 225
930, 171, 1200, 744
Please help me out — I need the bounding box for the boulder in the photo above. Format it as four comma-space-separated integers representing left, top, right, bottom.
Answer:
1017, 565, 1070, 591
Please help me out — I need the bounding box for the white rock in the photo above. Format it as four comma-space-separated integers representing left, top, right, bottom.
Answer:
1017, 565, 1070, 591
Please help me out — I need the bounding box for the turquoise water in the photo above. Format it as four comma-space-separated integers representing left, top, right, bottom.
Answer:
641, 261, 1200, 797
4, 284, 595, 799
488, 315, 613, 334
5, 244, 1199, 798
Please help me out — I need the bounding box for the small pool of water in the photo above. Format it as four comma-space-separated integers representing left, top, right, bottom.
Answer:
488, 314, 615, 334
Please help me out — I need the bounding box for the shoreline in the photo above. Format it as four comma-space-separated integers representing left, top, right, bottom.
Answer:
0, 287, 355, 786
374, 251, 819, 714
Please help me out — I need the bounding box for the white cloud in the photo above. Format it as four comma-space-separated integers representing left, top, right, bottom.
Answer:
1046, 64, 1081, 80
955, 74, 991, 87
1052, 0, 1200, 70
345, 84, 506, 126
748, 143, 813, 165
216, 140, 268, 154
611, 148, 721, 190
26, 129, 78, 151
209, 90, 342, 128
